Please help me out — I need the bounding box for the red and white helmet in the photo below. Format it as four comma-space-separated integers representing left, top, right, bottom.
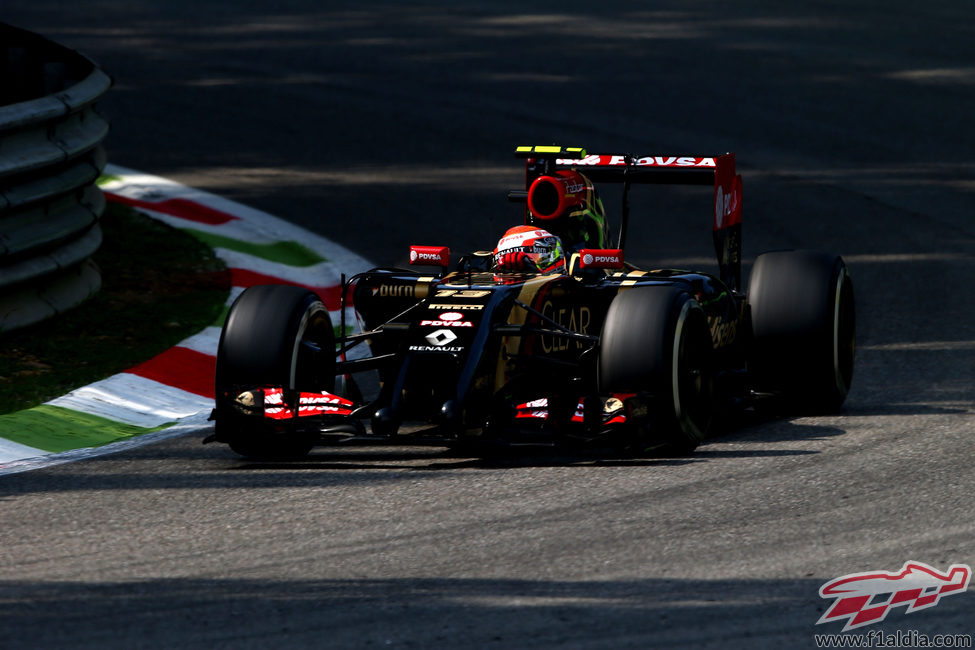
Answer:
493, 225, 566, 274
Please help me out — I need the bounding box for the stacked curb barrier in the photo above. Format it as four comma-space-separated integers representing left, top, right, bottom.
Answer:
0, 164, 374, 475
0, 23, 111, 333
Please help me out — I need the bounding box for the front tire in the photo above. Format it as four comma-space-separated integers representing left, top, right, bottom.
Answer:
598, 286, 715, 455
747, 250, 855, 412
214, 284, 335, 458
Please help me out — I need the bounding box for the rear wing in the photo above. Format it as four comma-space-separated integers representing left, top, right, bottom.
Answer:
515, 146, 743, 291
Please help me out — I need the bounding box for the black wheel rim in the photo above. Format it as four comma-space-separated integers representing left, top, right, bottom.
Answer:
292, 302, 333, 390
674, 306, 713, 438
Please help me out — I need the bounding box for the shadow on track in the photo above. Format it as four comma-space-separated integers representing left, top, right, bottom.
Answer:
232, 417, 838, 472
1, 575, 970, 650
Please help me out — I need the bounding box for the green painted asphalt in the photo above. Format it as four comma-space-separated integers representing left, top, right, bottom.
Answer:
0, 406, 169, 453
181, 228, 326, 267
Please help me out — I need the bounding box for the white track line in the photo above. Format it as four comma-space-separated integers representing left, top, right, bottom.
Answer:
48, 374, 213, 428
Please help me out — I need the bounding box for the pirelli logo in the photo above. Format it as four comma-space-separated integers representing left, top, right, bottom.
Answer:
428, 304, 485, 311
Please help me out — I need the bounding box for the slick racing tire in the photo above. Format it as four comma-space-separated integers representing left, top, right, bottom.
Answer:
598, 286, 715, 455
747, 250, 855, 413
215, 284, 335, 459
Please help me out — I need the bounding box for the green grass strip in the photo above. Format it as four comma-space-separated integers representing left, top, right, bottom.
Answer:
0, 405, 172, 453
212, 304, 231, 328
96, 174, 124, 186
182, 228, 326, 267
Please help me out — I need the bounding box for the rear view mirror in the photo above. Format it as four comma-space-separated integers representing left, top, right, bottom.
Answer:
409, 245, 450, 267
577, 249, 624, 269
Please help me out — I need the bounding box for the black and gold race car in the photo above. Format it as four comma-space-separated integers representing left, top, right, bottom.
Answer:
208, 146, 855, 458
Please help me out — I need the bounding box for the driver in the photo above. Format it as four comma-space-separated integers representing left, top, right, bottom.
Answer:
493, 225, 566, 274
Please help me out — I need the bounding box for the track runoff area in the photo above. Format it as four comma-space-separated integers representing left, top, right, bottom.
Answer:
0, 165, 372, 475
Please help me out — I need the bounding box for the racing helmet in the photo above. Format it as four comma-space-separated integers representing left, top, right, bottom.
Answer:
493, 225, 566, 274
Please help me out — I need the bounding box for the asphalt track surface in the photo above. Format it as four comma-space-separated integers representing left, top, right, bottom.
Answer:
2, 2, 974, 648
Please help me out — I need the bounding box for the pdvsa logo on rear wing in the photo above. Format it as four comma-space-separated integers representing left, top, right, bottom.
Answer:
555, 154, 717, 168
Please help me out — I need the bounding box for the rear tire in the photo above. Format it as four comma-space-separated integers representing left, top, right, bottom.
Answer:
215, 284, 335, 458
598, 286, 715, 455
747, 250, 855, 413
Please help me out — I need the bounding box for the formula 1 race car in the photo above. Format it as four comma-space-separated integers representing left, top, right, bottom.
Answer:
208, 145, 855, 459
